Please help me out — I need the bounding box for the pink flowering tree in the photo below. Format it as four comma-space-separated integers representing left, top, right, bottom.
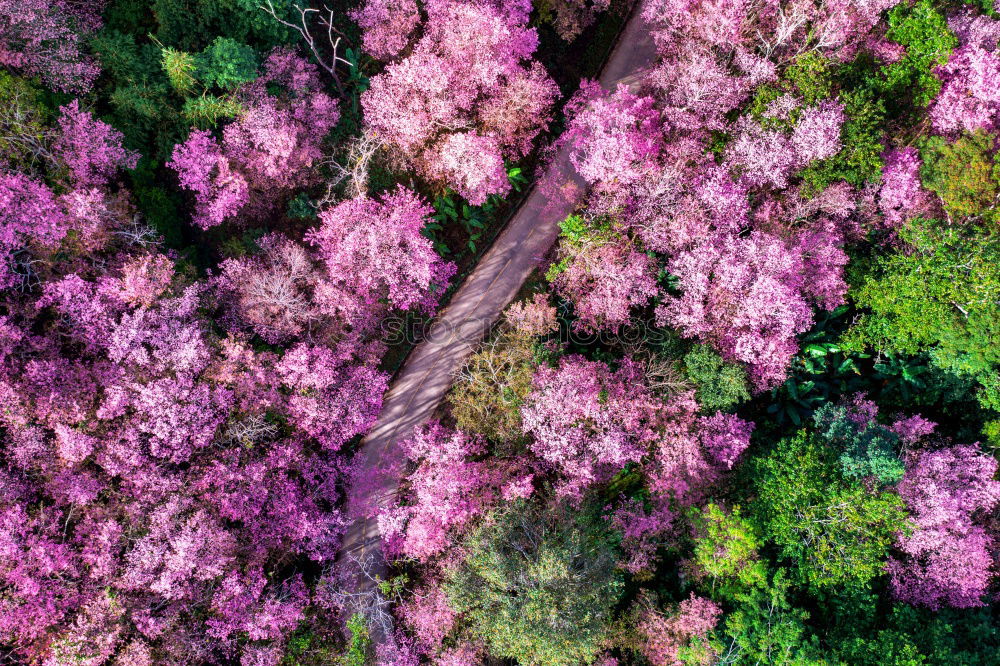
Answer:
724, 116, 800, 190
648, 44, 763, 132
380, 422, 502, 561
656, 230, 846, 391
399, 585, 458, 655
615, 391, 753, 572
637, 594, 722, 666
0, 497, 81, 647
888, 444, 1000, 609
930, 43, 1000, 135
878, 147, 935, 227
504, 293, 559, 337
306, 187, 457, 328
614, 145, 749, 255
790, 100, 846, 165
226, 48, 341, 193
53, 101, 139, 187
0, 0, 102, 94
167, 130, 249, 230
349, 0, 421, 60
0, 100, 139, 290
520, 355, 664, 498
643, 0, 894, 62
359, 0, 559, 201
214, 233, 329, 344
0, 248, 369, 662
552, 240, 659, 332
428, 132, 511, 205
562, 81, 664, 186
169, 48, 340, 229
276, 343, 388, 451
726, 100, 844, 189
0, 173, 69, 290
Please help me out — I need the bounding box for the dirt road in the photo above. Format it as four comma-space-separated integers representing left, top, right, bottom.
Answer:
336, 0, 659, 631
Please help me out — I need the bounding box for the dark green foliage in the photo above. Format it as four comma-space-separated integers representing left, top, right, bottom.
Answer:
90, 30, 183, 157
799, 85, 886, 192
687, 503, 768, 598
883, 0, 957, 108
92, 0, 301, 160
129, 157, 187, 247
761, 302, 986, 440
181, 94, 245, 127
872, 352, 953, 407
287, 192, 317, 219
767, 306, 869, 427
812, 402, 904, 485
217, 227, 268, 260
682, 344, 751, 412
717, 571, 825, 665
798, 1, 955, 194
281, 622, 353, 666
835, 627, 928, 665
195, 37, 260, 90
338, 614, 371, 666
835, 605, 1000, 665
750, 432, 906, 591
785, 52, 834, 106
426, 167, 528, 256
90, 29, 151, 82
847, 217, 1000, 413
146, 0, 295, 52
444, 500, 624, 666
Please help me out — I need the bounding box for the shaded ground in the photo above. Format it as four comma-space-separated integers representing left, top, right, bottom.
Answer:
336, 0, 659, 633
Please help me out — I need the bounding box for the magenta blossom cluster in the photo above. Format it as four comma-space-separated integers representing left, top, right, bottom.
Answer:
889, 444, 1000, 609
550, 0, 890, 390
0, 247, 384, 662
169, 49, 340, 229
926, 9, 1000, 136
358, 0, 559, 203
380, 422, 510, 561
0, 0, 103, 93
638, 594, 723, 666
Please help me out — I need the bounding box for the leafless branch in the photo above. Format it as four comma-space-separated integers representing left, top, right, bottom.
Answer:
322, 552, 398, 640
323, 129, 386, 200
220, 413, 279, 447
259, 0, 353, 96
0, 89, 58, 174
113, 215, 162, 248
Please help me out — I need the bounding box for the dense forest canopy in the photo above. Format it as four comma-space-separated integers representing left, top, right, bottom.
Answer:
2, 0, 1000, 664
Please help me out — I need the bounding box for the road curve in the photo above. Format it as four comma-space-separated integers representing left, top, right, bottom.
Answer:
336, 0, 659, 630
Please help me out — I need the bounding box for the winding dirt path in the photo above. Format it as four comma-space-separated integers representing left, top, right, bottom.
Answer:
337, 0, 658, 622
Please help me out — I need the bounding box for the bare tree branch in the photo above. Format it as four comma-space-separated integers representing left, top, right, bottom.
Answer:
323, 129, 385, 200
258, 0, 353, 96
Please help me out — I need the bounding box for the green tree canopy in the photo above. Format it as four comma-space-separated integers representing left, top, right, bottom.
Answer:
444, 500, 624, 666
847, 216, 1000, 412
750, 432, 906, 591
